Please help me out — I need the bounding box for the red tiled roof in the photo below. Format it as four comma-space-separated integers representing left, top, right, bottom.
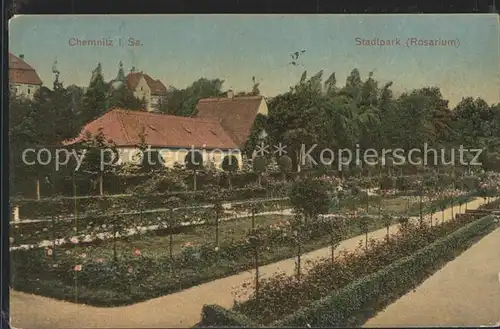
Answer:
64, 108, 238, 150
196, 96, 264, 147
9, 53, 43, 85
126, 72, 167, 96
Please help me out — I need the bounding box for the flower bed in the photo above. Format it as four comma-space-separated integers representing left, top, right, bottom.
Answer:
10, 192, 473, 307
10, 198, 290, 247
230, 210, 485, 324
10, 205, 402, 306
200, 214, 497, 327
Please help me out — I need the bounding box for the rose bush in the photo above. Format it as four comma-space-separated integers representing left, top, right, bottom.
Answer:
233, 212, 483, 324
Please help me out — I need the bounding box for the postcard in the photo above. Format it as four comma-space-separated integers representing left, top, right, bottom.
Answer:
8, 14, 500, 328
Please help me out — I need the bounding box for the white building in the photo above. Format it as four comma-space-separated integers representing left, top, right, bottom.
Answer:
125, 70, 167, 112
64, 93, 269, 170
9, 53, 43, 99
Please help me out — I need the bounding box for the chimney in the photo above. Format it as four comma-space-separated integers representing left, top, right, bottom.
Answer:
227, 89, 234, 99
19, 54, 24, 60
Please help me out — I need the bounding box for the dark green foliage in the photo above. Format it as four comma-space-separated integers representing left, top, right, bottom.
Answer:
200, 305, 257, 327
278, 155, 292, 175
271, 215, 495, 327
108, 84, 147, 111
221, 155, 239, 173
252, 156, 267, 174
289, 178, 332, 220
185, 150, 204, 171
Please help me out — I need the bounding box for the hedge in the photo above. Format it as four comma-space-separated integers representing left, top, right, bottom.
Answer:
272, 214, 495, 327
199, 214, 496, 327
11, 187, 287, 219
199, 305, 257, 327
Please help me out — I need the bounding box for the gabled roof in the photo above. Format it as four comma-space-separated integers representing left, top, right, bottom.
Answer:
195, 96, 264, 147
126, 72, 167, 96
9, 53, 43, 85
64, 108, 238, 150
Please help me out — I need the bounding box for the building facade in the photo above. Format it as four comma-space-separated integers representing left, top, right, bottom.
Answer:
64, 93, 269, 171
9, 53, 43, 99
125, 71, 168, 112
65, 108, 242, 169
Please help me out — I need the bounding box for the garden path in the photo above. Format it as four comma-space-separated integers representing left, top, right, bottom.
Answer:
364, 225, 500, 327
10, 197, 496, 329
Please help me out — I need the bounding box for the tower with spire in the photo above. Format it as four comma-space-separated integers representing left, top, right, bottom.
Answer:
110, 61, 126, 90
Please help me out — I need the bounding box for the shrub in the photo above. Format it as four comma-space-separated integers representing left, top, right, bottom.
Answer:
133, 172, 188, 194
271, 214, 495, 327
289, 178, 332, 221
278, 155, 292, 178
200, 304, 256, 327
379, 175, 396, 190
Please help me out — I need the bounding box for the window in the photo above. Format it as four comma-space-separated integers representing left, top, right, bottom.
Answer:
27, 88, 31, 94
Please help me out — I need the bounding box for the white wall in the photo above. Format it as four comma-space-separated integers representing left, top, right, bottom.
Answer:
117, 147, 243, 170
257, 98, 268, 116
10, 83, 40, 100
132, 77, 153, 111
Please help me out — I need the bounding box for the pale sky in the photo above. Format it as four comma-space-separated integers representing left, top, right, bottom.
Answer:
9, 14, 500, 107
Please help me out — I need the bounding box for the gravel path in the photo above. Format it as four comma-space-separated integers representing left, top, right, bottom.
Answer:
364, 226, 500, 327
10, 197, 495, 329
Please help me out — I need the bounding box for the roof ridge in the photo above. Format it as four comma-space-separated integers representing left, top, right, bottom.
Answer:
115, 110, 132, 144
198, 95, 263, 102
111, 108, 221, 124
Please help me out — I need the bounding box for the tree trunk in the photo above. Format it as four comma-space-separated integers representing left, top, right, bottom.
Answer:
113, 223, 118, 262
419, 191, 423, 225
296, 150, 301, 173
99, 172, 104, 195
193, 170, 197, 191
36, 178, 40, 200
215, 212, 219, 247
169, 233, 173, 260
51, 214, 57, 260
257, 174, 261, 187
254, 243, 260, 308
378, 198, 382, 220
251, 208, 255, 230
330, 235, 335, 263
296, 239, 301, 281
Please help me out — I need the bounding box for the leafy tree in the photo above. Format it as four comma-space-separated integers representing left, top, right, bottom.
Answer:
289, 177, 331, 222
76, 128, 119, 195
278, 155, 292, 180
253, 156, 267, 186
165, 78, 225, 116
108, 84, 147, 111
185, 150, 204, 190
221, 154, 239, 188
80, 63, 108, 124
137, 127, 164, 173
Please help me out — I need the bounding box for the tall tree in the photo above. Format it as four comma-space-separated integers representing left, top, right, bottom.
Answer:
80, 62, 108, 124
